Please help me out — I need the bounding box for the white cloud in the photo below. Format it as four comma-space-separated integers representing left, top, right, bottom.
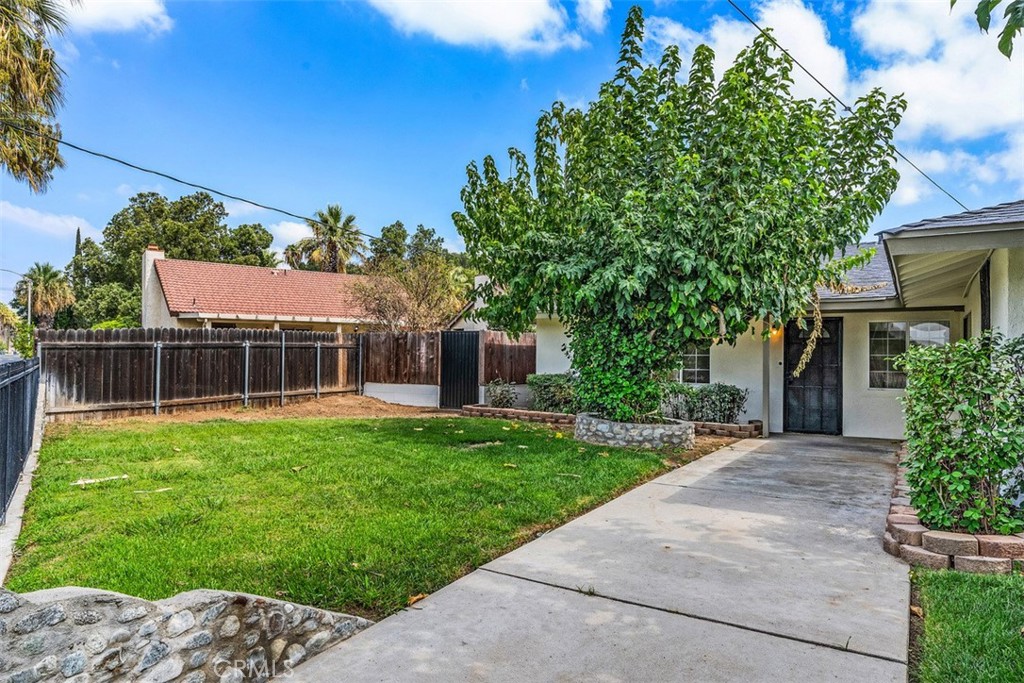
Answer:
365, 0, 585, 53
269, 221, 313, 250
853, 1, 1023, 142
62, 0, 172, 35
576, 0, 610, 32
0, 201, 100, 240
222, 200, 269, 219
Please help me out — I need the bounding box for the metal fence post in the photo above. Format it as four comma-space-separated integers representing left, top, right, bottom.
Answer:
279, 331, 286, 407
357, 333, 364, 395
315, 341, 321, 399
242, 340, 250, 407
153, 340, 162, 415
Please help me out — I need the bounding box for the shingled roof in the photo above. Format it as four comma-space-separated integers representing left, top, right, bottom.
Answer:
881, 199, 1024, 235
154, 259, 374, 321
819, 243, 897, 301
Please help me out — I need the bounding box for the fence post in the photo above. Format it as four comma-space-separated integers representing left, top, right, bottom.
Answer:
242, 340, 250, 407
279, 331, 286, 407
315, 342, 321, 399
153, 340, 162, 415
357, 333, 364, 395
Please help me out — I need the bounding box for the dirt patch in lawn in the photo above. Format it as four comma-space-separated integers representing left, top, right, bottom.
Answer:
85, 394, 450, 426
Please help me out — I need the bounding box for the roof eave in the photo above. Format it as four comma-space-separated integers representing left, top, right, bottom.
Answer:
173, 312, 364, 324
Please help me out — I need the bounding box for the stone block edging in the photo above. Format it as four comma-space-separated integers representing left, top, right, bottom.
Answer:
882, 459, 1024, 575
461, 404, 575, 426
574, 413, 695, 450
691, 420, 763, 438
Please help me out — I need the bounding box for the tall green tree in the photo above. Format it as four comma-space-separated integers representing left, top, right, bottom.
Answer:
285, 204, 365, 274
365, 220, 409, 271
14, 261, 74, 329
0, 0, 72, 191
454, 7, 904, 421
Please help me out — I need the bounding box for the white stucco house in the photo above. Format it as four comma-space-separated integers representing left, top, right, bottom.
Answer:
479, 200, 1024, 440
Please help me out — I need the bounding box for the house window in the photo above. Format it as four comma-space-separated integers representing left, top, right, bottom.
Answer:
679, 343, 711, 384
869, 321, 950, 389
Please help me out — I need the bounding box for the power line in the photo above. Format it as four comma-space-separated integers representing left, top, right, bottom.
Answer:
0, 119, 380, 237
725, 0, 971, 212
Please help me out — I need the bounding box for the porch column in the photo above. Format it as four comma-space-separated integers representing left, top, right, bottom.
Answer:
761, 324, 771, 437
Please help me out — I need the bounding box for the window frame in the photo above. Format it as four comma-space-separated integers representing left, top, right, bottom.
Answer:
868, 320, 950, 390
678, 342, 711, 384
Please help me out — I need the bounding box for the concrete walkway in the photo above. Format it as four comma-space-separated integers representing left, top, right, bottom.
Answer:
292, 436, 909, 682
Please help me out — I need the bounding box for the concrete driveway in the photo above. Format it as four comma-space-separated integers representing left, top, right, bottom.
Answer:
291, 435, 909, 682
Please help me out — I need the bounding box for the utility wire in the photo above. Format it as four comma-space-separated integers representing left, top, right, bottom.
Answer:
725, 0, 971, 212
0, 119, 378, 236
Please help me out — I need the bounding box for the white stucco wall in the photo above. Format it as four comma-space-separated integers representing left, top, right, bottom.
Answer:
535, 317, 572, 374
991, 248, 1011, 335
708, 327, 770, 426
363, 383, 439, 408
1005, 248, 1024, 338
141, 256, 176, 329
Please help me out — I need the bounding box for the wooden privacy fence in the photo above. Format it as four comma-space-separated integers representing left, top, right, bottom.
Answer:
37, 328, 536, 420
38, 329, 358, 420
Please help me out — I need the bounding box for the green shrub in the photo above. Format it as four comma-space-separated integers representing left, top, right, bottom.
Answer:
662, 382, 749, 424
527, 373, 578, 414
485, 379, 518, 408
896, 332, 1024, 535
12, 322, 35, 358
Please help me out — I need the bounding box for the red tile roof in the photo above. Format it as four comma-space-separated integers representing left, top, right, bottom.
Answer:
154, 258, 374, 320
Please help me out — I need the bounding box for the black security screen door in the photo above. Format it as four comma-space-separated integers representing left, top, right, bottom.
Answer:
440, 331, 480, 409
784, 318, 843, 435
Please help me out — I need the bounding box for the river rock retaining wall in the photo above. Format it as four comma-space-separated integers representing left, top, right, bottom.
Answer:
883, 460, 1024, 573
0, 586, 371, 683
461, 405, 575, 426
574, 414, 695, 450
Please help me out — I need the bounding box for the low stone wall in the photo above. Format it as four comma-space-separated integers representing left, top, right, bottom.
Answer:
574, 413, 695, 450
883, 462, 1024, 573
0, 586, 371, 682
692, 420, 762, 438
461, 405, 575, 426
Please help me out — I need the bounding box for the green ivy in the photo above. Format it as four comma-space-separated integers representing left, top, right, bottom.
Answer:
454, 6, 904, 422
896, 332, 1024, 535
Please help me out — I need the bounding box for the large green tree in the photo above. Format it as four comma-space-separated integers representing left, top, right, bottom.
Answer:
285, 204, 364, 274
14, 261, 74, 329
454, 7, 905, 422
0, 0, 71, 191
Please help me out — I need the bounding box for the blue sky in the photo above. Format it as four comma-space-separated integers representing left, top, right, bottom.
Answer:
1, 0, 1021, 302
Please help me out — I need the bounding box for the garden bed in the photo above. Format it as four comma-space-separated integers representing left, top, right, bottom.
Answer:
883, 461, 1024, 573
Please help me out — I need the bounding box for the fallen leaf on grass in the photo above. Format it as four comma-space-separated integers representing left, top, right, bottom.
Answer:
408, 593, 428, 606
910, 605, 923, 618
133, 488, 172, 494
291, 465, 308, 473
517, 445, 528, 449
554, 432, 564, 439
172, 447, 182, 453
599, 451, 610, 458
503, 463, 518, 468
413, 427, 424, 431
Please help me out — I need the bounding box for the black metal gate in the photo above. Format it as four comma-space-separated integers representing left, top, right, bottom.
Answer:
1, 358, 40, 523
440, 331, 480, 409
784, 318, 843, 435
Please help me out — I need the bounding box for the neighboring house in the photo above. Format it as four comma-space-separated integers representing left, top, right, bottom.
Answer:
141, 245, 372, 332
487, 200, 1024, 440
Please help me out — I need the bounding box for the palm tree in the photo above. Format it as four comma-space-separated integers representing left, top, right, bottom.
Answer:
15, 262, 74, 329
0, 0, 75, 191
305, 204, 366, 274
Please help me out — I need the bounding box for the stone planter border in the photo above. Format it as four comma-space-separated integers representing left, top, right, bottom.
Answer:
461, 404, 575, 426
574, 413, 695, 450
883, 455, 1024, 574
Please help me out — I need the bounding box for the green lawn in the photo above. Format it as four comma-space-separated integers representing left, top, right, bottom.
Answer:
913, 569, 1024, 682
7, 417, 671, 618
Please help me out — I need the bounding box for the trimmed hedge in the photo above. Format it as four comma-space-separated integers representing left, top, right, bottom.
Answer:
484, 378, 518, 408
527, 373, 578, 414
662, 382, 749, 425
896, 332, 1024, 535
